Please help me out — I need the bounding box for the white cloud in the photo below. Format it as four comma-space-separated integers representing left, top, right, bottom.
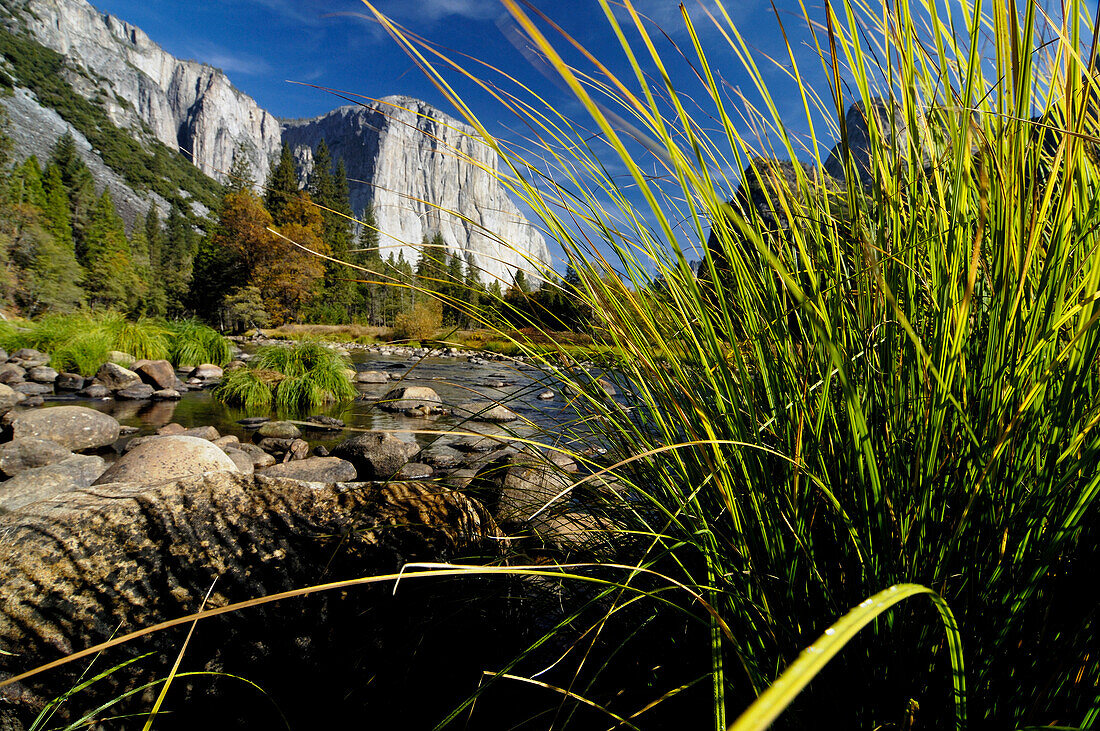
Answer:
189, 41, 272, 75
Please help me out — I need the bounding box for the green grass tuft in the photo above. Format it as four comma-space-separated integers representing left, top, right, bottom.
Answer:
215, 340, 353, 413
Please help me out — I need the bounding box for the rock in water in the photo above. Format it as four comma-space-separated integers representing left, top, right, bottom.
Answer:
94, 362, 140, 391
282, 97, 551, 284
0, 437, 73, 478
378, 386, 443, 413
260, 457, 358, 482
132, 359, 176, 390
0, 473, 501, 729
93, 435, 239, 484
8, 406, 120, 451
332, 432, 420, 480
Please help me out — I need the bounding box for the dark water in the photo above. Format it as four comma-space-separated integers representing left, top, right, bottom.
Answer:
48, 354, 601, 454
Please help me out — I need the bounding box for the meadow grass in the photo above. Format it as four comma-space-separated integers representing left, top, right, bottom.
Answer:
361, 0, 1100, 727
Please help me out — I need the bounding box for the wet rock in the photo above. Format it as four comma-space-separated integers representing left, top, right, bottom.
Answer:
156, 423, 186, 436
421, 447, 463, 469
452, 435, 504, 453
93, 435, 239, 485
0, 364, 25, 384
455, 401, 519, 423
9, 406, 120, 452
257, 437, 309, 462
470, 450, 574, 526
0, 438, 73, 478
26, 366, 58, 384
313, 445, 330, 457
115, 384, 155, 400
0, 348, 7, 362
256, 421, 301, 440
0, 454, 106, 512
356, 370, 389, 384
261, 457, 358, 482
19, 395, 43, 408
212, 435, 239, 449
237, 416, 270, 428
332, 432, 420, 480
10, 348, 48, 368
304, 415, 344, 430
236, 442, 276, 468
152, 389, 181, 400
77, 384, 110, 399
222, 447, 255, 474
529, 510, 620, 557
95, 362, 141, 391
441, 468, 478, 490
0, 384, 17, 418
55, 373, 85, 391
12, 382, 52, 396
537, 390, 554, 400
179, 426, 220, 441
189, 364, 224, 380
378, 385, 443, 413
395, 462, 433, 480
133, 359, 176, 390
483, 380, 506, 388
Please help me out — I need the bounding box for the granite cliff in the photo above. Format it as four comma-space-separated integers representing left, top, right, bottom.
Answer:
283, 98, 550, 283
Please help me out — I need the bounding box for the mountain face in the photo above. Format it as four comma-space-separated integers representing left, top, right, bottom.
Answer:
283, 98, 550, 283
0, 0, 551, 281
0, 0, 281, 185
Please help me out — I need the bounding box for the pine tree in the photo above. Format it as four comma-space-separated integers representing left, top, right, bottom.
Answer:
128, 224, 164, 316
226, 143, 256, 194
9, 157, 46, 208
308, 140, 355, 320
41, 165, 73, 252
49, 133, 96, 260
264, 143, 299, 225
161, 202, 197, 316
144, 204, 163, 273
192, 188, 267, 323
83, 191, 139, 310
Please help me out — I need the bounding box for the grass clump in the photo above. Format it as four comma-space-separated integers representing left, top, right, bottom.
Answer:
215, 341, 354, 412
165, 320, 233, 367
0, 311, 174, 375
366, 0, 1100, 728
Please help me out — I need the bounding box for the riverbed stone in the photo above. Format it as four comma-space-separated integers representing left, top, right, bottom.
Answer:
452, 435, 503, 453
133, 359, 176, 390
0, 364, 25, 384
356, 370, 389, 384
115, 383, 155, 400
77, 384, 110, 399
212, 435, 239, 449
0, 383, 19, 418
395, 462, 433, 480
9, 406, 120, 452
55, 373, 85, 391
152, 389, 181, 400
156, 423, 186, 436
0, 454, 106, 512
26, 366, 58, 384
455, 401, 520, 423
93, 435, 239, 485
10, 348, 48, 368
107, 350, 136, 366
332, 432, 420, 480
95, 362, 141, 391
261, 457, 358, 482
378, 386, 443, 413
12, 382, 52, 396
222, 447, 255, 474
0, 438, 73, 478
179, 426, 220, 441
189, 364, 224, 380
304, 415, 344, 430
235, 442, 276, 468
256, 421, 300, 440
470, 450, 574, 526
537, 390, 555, 400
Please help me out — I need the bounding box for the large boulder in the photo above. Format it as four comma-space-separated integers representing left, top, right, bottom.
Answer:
332, 432, 420, 480
0, 437, 73, 478
0, 364, 24, 385
132, 359, 176, 390
0, 473, 501, 729
0, 384, 20, 418
470, 449, 575, 526
256, 421, 301, 440
8, 406, 120, 451
9, 348, 48, 368
378, 386, 443, 413
0, 454, 106, 512
114, 384, 155, 400
189, 364, 224, 380
94, 362, 141, 391
261, 457, 358, 482
92, 436, 239, 485
26, 366, 58, 384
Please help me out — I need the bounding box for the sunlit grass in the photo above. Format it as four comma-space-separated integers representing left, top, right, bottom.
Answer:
215, 340, 355, 412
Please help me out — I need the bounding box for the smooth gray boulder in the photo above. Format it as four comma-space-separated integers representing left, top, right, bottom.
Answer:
92, 435, 239, 485
133, 359, 176, 390
12, 382, 52, 396
470, 449, 575, 526
0, 437, 73, 478
26, 366, 58, 384
9, 406, 120, 451
0, 364, 25, 384
455, 401, 519, 423
77, 384, 110, 398
189, 364, 224, 379
151, 388, 181, 400
378, 386, 443, 413
256, 421, 301, 440
115, 384, 155, 400
261, 457, 358, 482
55, 372, 85, 391
223, 447, 255, 474
9, 348, 48, 367
0, 454, 106, 512
356, 370, 389, 384
235, 442, 276, 468
95, 362, 141, 391
332, 432, 420, 480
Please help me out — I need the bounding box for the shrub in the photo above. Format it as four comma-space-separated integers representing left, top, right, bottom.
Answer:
392, 300, 441, 341
215, 340, 354, 412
